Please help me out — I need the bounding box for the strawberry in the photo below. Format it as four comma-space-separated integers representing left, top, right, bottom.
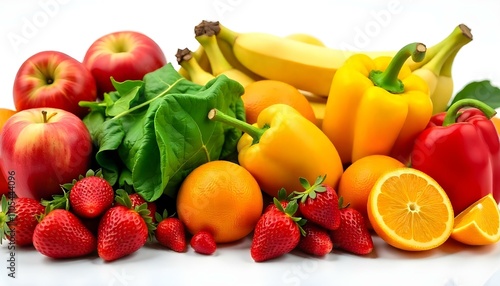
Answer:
251, 198, 306, 262
296, 223, 333, 256
32, 209, 97, 258
1, 195, 44, 246
121, 193, 157, 223
263, 188, 300, 216
291, 175, 341, 230
330, 207, 374, 255
64, 169, 114, 219
155, 210, 187, 252
190, 230, 217, 255
97, 189, 155, 262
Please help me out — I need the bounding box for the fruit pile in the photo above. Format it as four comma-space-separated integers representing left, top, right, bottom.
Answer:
1, 19, 500, 263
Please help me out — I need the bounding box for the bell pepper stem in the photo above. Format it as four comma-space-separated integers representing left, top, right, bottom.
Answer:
443, 99, 497, 126
208, 108, 266, 142
370, 42, 426, 94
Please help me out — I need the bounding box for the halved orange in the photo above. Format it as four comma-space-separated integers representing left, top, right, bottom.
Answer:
367, 168, 454, 251
451, 193, 500, 246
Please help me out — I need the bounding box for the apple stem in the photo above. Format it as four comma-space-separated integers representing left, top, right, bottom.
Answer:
42, 110, 57, 123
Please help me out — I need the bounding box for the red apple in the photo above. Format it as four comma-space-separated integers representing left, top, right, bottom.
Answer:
13, 51, 97, 118
83, 31, 167, 97
0, 108, 93, 200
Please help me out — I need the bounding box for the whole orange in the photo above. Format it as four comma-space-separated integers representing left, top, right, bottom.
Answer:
176, 160, 263, 243
241, 80, 317, 125
0, 108, 17, 196
337, 155, 405, 228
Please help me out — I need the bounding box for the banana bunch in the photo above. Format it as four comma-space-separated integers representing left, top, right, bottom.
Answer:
411, 24, 472, 114
177, 21, 472, 124
176, 47, 215, 86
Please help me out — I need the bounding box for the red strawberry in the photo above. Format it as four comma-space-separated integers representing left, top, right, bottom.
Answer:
32, 209, 96, 258
97, 190, 155, 262
297, 223, 333, 256
263, 188, 300, 216
65, 169, 114, 219
330, 207, 373, 255
1, 195, 44, 246
292, 175, 341, 230
190, 230, 217, 255
155, 210, 187, 252
124, 193, 157, 223
251, 198, 306, 262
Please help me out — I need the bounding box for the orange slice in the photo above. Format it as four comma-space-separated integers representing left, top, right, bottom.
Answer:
367, 168, 454, 251
451, 193, 500, 246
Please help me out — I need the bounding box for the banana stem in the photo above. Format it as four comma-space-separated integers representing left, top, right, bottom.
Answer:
370, 42, 426, 94
440, 34, 470, 77
176, 48, 215, 85
195, 33, 234, 76
408, 24, 473, 70
420, 26, 473, 76
215, 23, 240, 46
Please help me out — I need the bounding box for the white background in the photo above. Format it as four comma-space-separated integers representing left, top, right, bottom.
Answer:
1, 0, 500, 285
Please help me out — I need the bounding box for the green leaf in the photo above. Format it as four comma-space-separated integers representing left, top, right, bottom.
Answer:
106, 79, 144, 117
82, 110, 105, 143
93, 118, 126, 186
83, 63, 245, 202
131, 67, 244, 201
448, 80, 500, 110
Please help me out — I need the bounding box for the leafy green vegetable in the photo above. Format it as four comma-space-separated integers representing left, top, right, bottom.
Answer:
448, 80, 500, 110
81, 63, 245, 202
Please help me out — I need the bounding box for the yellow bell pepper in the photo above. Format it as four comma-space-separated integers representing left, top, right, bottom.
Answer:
208, 103, 343, 198
321, 42, 432, 165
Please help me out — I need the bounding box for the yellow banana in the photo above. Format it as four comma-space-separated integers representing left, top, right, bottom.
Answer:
215, 21, 472, 97
175, 48, 215, 86
412, 24, 472, 114
195, 24, 255, 88
285, 33, 326, 47
178, 46, 211, 80
430, 44, 465, 114
217, 36, 265, 81
431, 75, 454, 114
180, 21, 263, 81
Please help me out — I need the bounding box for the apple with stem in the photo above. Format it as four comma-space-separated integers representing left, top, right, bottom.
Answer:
83, 31, 167, 98
13, 51, 97, 118
0, 108, 93, 200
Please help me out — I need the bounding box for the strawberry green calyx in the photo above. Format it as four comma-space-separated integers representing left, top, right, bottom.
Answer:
338, 196, 349, 209
61, 168, 104, 192
115, 189, 156, 236
273, 198, 307, 236
42, 169, 107, 214
292, 175, 327, 203
154, 209, 175, 224
40, 189, 70, 214
0, 195, 14, 244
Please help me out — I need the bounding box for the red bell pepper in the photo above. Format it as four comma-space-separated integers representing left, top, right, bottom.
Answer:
410, 98, 500, 215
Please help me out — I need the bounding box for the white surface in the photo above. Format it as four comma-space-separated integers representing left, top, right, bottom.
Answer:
1, 0, 500, 285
